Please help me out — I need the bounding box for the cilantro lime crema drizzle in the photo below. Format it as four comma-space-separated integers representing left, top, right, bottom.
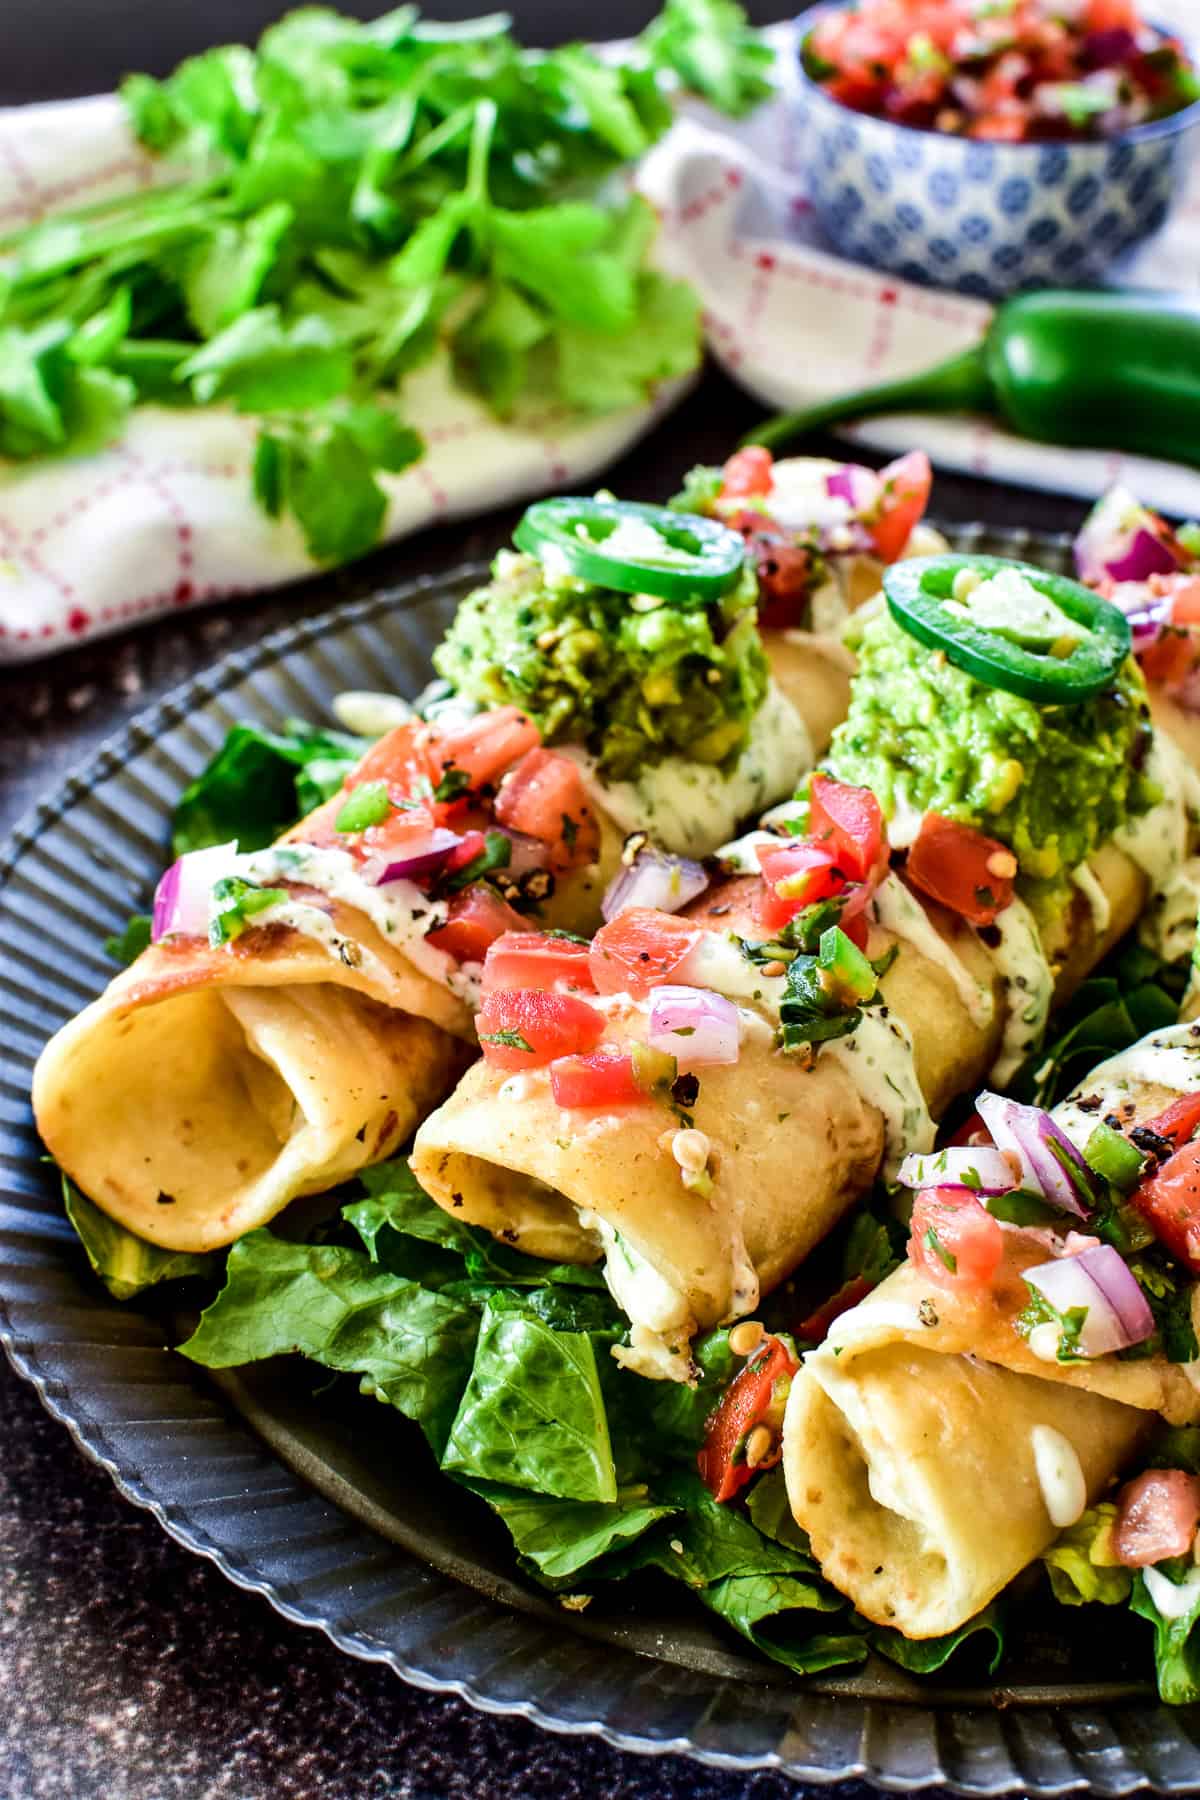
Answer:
1054, 1021, 1200, 1150
671, 928, 932, 1176
564, 679, 810, 857
220, 844, 477, 1002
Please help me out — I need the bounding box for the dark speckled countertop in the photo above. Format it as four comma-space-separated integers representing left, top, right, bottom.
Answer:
0, 7, 1094, 1792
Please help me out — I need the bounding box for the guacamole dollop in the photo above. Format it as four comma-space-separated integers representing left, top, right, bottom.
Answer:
433, 549, 767, 782
824, 609, 1156, 898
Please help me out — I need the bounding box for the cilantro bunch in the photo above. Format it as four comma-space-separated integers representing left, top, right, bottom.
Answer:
0, 1, 772, 564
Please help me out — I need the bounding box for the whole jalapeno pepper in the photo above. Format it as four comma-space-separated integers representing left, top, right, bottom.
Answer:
748, 291, 1200, 470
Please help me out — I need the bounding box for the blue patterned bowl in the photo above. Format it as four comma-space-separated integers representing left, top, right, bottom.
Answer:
791, 8, 1200, 298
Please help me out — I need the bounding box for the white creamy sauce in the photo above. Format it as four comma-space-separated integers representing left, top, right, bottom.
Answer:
715, 828, 788, 876
1144, 856, 1200, 968
577, 1207, 694, 1385
1144, 1565, 1200, 1621
823, 1006, 935, 1178
983, 895, 1054, 1087
879, 787, 925, 851
870, 873, 994, 1027
573, 680, 812, 856
232, 843, 473, 1000
1030, 1424, 1087, 1529
678, 932, 788, 1015
1072, 861, 1112, 937
1120, 730, 1200, 901
1055, 1022, 1200, 1146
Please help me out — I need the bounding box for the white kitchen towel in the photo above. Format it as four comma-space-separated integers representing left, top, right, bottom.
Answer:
1, 7, 1199, 660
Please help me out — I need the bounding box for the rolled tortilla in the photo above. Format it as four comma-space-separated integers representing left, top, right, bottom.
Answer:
783, 1021, 1200, 1639
409, 826, 1152, 1378
34, 898, 471, 1253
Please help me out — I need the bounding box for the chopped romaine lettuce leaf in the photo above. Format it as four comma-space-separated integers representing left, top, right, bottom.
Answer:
441, 1299, 617, 1502
180, 1230, 479, 1456
172, 719, 369, 855
63, 1177, 219, 1302
104, 913, 153, 966
1042, 1505, 1132, 1607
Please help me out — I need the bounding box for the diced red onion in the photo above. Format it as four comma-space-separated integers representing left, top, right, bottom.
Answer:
647, 984, 739, 1070
362, 828, 463, 886
897, 1145, 1018, 1195
151, 841, 239, 942
497, 829, 548, 876
1081, 27, 1138, 68
1025, 1244, 1155, 1358
825, 463, 881, 515
601, 849, 709, 922
1074, 487, 1181, 586
1106, 528, 1180, 584
976, 1092, 1094, 1220
1127, 605, 1171, 654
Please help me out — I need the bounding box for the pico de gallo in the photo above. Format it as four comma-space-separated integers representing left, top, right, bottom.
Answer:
149, 704, 599, 990
1075, 484, 1200, 701
672, 445, 934, 631
802, 0, 1200, 142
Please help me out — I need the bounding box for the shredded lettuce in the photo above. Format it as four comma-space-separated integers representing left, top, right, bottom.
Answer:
1042, 1505, 1133, 1607
1132, 1567, 1200, 1705
103, 914, 152, 966
63, 1177, 219, 1302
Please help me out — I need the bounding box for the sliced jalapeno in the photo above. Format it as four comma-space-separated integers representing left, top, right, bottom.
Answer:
513, 497, 746, 605
884, 554, 1132, 704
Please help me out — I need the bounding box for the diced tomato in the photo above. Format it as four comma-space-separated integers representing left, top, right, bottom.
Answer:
1141, 626, 1200, 687
357, 801, 441, 860
908, 1186, 1004, 1290
426, 886, 526, 963
869, 451, 932, 563
436, 706, 541, 790
495, 748, 600, 870
905, 812, 1016, 927
346, 721, 441, 801
948, 1108, 990, 1149
550, 1050, 647, 1109
808, 772, 887, 885
482, 931, 596, 995
440, 829, 488, 877
588, 908, 706, 1000
697, 1335, 800, 1504
719, 445, 774, 501
1113, 1469, 1200, 1567
796, 1273, 875, 1344
476, 988, 605, 1070
1167, 576, 1200, 626
755, 841, 847, 932
1085, 0, 1137, 30
1131, 1140, 1200, 1273
739, 525, 814, 631
970, 111, 1031, 141
1143, 1093, 1200, 1154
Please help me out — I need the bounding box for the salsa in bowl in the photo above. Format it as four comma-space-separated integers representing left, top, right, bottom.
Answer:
801, 0, 1199, 142
792, 0, 1200, 296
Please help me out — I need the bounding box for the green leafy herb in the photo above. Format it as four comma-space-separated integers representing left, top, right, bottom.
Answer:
923, 1225, 957, 1275
0, 3, 771, 562
208, 874, 289, 945
440, 828, 511, 892
1016, 1285, 1089, 1363
433, 765, 472, 804
335, 779, 391, 833
62, 1176, 219, 1302
778, 926, 891, 1051
172, 719, 370, 854
478, 1027, 533, 1054
104, 913, 153, 966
